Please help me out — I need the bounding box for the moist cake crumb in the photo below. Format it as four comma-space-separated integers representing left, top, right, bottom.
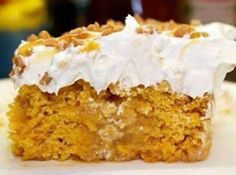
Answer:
8, 80, 212, 162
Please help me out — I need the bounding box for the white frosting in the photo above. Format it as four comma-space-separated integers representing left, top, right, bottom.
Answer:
197, 22, 236, 40
12, 15, 236, 97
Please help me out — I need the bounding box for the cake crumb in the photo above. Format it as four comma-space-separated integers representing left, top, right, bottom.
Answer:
8, 80, 211, 162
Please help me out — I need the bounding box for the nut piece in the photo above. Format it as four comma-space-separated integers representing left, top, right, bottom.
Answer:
87, 22, 100, 32
201, 32, 209, 37
173, 25, 194, 37
13, 56, 25, 68
190, 32, 209, 39
136, 27, 144, 34
56, 40, 69, 51
44, 38, 58, 47
190, 32, 201, 39
39, 31, 51, 39
136, 26, 154, 34
70, 27, 86, 34
9, 69, 15, 77
39, 72, 52, 85
102, 27, 113, 36
77, 32, 90, 39
12, 56, 25, 74
18, 45, 33, 57
71, 37, 83, 47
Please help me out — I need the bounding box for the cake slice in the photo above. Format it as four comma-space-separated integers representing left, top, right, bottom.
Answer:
8, 15, 236, 162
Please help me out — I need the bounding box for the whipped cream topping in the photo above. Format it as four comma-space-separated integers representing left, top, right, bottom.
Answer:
12, 15, 236, 97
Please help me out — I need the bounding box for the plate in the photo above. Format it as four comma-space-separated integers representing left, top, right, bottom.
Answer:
1, 79, 236, 175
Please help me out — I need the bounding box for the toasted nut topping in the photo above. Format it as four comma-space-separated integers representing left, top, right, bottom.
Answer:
12, 56, 26, 74
173, 25, 194, 37
39, 72, 52, 85
39, 31, 51, 39
146, 26, 154, 34
9, 69, 16, 77
87, 22, 100, 32
201, 32, 209, 37
13, 56, 25, 69
136, 27, 144, 34
70, 27, 86, 34
190, 32, 209, 39
44, 38, 58, 47
18, 46, 33, 57
190, 32, 201, 39
102, 27, 113, 36
17, 17, 204, 58
56, 40, 69, 51
114, 25, 124, 32
71, 37, 83, 46
27, 34, 38, 42
136, 26, 154, 34
77, 32, 90, 39
163, 20, 178, 31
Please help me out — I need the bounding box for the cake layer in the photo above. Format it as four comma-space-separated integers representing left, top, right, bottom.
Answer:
8, 81, 212, 162
10, 15, 236, 97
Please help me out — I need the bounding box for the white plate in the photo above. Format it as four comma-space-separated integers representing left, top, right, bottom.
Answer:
1, 79, 236, 175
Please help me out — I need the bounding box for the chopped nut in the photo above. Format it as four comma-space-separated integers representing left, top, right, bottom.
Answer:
44, 38, 58, 47
18, 45, 32, 57
190, 32, 201, 39
70, 27, 85, 34
87, 22, 100, 32
77, 32, 90, 39
164, 20, 178, 31
190, 32, 209, 39
146, 26, 154, 34
27, 34, 38, 42
12, 56, 26, 74
114, 25, 124, 32
102, 27, 113, 36
201, 32, 209, 37
13, 56, 25, 69
9, 69, 16, 77
105, 20, 124, 33
39, 72, 52, 85
39, 31, 51, 39
136, 26, 154, 34
136, 27, 144, 34
71, 37, 83, 46
173, 25, 194, 37
56, 40, 69, 51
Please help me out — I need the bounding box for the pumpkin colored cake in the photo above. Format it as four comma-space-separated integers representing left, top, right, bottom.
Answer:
8, 15, 236, 162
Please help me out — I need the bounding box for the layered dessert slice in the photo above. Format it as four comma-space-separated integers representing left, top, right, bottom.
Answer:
8, 15, 236, 162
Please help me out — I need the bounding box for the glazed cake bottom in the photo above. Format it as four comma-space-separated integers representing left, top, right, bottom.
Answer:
8, 80, 212, 162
